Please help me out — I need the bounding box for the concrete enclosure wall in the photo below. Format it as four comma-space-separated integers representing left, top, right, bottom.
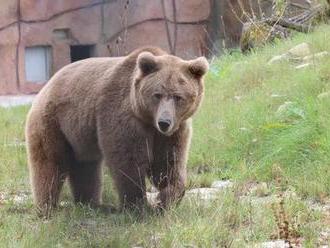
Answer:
0, 0, 274, 95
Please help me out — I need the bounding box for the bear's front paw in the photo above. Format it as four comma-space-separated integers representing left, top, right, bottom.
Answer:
157, 185, 185, 210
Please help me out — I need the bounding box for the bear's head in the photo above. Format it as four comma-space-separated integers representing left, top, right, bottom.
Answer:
130, 51, 209, 136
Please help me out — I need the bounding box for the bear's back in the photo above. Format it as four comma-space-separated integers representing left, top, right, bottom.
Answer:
35, 57, 124, 105
27, 57, 125, 161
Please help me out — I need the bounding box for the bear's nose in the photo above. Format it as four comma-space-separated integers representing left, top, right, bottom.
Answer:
158, 120, 171, 132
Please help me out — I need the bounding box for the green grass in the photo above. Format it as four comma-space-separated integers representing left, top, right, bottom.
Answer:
191, 25, 330, 200
1, 25, 330, 247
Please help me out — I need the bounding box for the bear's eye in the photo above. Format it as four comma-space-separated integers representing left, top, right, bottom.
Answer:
153, 93, 162, 100
174, 95, 184, 103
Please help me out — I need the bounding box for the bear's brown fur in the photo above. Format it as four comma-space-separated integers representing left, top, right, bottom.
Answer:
25, 47, 209, 213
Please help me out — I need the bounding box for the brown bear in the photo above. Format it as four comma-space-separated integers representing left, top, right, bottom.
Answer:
25, 47, 209, 214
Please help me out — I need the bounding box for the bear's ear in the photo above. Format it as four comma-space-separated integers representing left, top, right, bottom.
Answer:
187, 57, 209, 79
137, 52, 159, 76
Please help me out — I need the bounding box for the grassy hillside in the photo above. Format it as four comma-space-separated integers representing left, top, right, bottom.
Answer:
191, 25, 330, 200
1, 25, 330, 247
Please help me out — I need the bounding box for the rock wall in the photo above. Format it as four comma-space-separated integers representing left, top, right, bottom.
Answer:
0, 0, 19, 94
102, 0, 210, 58
0, 0, 278, 95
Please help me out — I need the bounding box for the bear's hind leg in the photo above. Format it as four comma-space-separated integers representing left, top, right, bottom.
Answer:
26, 128, 70, 215
69, 161, 102, 206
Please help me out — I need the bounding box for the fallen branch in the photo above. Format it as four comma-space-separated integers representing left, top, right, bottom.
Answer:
265, 17, 311, 33
240, 1, 329, 52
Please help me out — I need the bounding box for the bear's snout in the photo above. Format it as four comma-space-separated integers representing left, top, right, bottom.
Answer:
156, 113, 174, 135
155, 98, 176, 135
158, 119, 171, 132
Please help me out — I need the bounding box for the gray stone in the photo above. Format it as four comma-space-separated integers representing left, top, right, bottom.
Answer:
319, 228, 330, 248
306, 200, 330, 213
186, 188, 223, 201
288, 42, 312, 58
146, 192, 159, 206
268, 43, 315, 66
147, 182, 233, 205
149, 186, 158, 193
258, 240, 290, 248
282, 189, 298, 199
0, 192, 6, 203
276, 101, 305, 119
267, 54, 289, 64
303, 51, 329, 62
276, 101, 294, 115
240, 195, 277, 206
271, 94, 286, 98
295, 63, 311, 69
247, 182, 270, 197
211, 180, 233, 189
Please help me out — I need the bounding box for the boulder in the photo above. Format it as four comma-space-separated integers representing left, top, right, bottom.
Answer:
303, 51, 330, 62
146, 192, 159, 206
211, 180, 233, 189
186, 188, 223, 201
240, 195, 277, 206
247, 182, 270, 197
288, 42, 312, 58
268, 54, 289, 64
257, 240, 290, 248
295, 63, 311, 69
276, 101, 305, 120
